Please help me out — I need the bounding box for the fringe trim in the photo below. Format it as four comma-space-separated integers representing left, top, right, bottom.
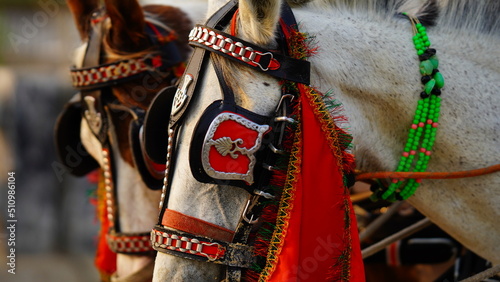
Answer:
243, 20, 356, 282
258, 100, 303, 282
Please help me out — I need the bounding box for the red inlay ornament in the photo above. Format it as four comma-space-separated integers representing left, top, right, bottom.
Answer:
202, 112, 270, 185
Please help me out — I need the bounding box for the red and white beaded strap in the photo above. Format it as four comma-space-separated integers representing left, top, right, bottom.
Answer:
102, 149, 115, 227
70, 55, 161, 88
107, 233, 152, 253
188, 26, 279, 72
151, 228, 226, 261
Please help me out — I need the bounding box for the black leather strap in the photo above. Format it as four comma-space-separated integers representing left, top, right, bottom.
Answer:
169, 0, 239, 126
157, 0, 241, 221
80, 14, 110, 144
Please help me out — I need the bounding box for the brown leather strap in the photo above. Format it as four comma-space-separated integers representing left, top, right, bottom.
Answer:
162, 209, 235, 242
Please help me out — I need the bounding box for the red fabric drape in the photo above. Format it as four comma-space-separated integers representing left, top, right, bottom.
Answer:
268, 92, 364, 281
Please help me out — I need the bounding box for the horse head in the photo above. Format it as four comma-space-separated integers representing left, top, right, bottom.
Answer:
150, 0, 500, 280
57, 0, 193, 280
151, 0, 365, 280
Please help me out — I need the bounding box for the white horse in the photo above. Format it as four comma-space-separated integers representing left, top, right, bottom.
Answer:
151, 0, 500, 280
60, 0, 200, 280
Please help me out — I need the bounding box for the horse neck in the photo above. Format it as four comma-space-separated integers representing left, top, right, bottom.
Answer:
294, 5, 500, 171
295, 4, 500, 265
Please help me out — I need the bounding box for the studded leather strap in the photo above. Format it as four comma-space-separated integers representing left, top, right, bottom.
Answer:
188, 25, 310, 85
151, 226, 255, 268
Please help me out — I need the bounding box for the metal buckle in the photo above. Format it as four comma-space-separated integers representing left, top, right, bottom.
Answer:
253, 189, 275, 199
253, 52, 273, 72
268, 143, 286, 155
241, 189, 275, 224
242, 197, 259, 224
275, 94, 295, 114
172, 74, 193, 115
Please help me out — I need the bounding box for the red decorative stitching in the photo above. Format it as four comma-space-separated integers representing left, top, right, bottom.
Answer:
107, 233, 152, 253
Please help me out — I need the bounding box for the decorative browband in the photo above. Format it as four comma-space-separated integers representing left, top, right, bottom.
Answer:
188, 25, 310, 85
107, 232, 153, 254
151, 226, 255, 268
70, 55, 162, 89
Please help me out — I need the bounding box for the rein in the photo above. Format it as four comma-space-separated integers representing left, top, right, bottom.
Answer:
356, 163, 500, 181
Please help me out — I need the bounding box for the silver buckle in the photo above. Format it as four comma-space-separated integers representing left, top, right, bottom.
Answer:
253, 52, 273, 72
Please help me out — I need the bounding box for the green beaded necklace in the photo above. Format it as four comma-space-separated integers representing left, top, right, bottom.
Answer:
371, 14, 444, 202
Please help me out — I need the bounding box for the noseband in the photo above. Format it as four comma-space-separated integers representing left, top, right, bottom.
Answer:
150, 0, 310, 280
55, 8, 184, 255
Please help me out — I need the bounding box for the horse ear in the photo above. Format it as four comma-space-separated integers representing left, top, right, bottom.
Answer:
103, 0, 148, 52
238, 0, 283, 46
66, 0, 100, 40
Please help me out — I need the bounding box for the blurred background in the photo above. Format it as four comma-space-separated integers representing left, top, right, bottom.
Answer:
0, 0, 102, 281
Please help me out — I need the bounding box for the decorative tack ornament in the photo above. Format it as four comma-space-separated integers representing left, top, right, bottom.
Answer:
371, 13, 444, 202
202, 112, 270, 185
84, 96, 103, 136
172, 74, 193, 115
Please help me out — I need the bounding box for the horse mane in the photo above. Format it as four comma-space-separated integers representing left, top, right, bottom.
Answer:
437, 0, 500, 35
298, 0, 500, 35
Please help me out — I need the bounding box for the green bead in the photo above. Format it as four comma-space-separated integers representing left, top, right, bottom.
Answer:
424, 79, 436, 94
417, 50, 424, 55
434, 72, 445, 88
429, 55, 439, 69
418, 26, 426, 33
415, 44, 423, 50
424, 41, 431, 47
420, 60, 434, 75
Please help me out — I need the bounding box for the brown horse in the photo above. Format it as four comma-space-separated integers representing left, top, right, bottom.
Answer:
56, 0, 193, 280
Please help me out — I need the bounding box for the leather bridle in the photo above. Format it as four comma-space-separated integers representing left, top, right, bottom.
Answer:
150, 0, 310, 280
68, 8, 184, 255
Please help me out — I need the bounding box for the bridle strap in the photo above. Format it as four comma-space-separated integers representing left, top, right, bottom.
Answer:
151, 227, 255, 268
356, 163, 500, 181
188, 25, 310, 84
169, 0, 239, 127
161, 209, 235, 242
71, 16, 183, 91
70, 55, 162, 90
106, 231, 153, 254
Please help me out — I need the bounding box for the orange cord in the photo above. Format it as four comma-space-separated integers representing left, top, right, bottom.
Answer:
356, 164, 500, 181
